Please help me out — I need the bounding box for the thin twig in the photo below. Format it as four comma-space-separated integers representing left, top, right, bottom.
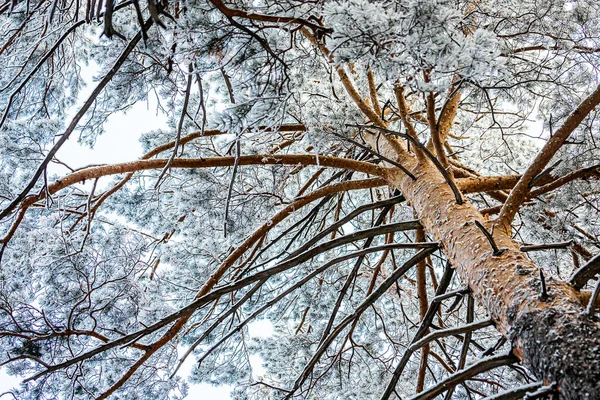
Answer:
379, 262, 455, 399
319, 202, 394, 343
445, 294, 475, 399
0, 20, 151, 221
196, 243, 435, 370
224, 136, 241, 237
287, 246, 439, 398
155, 64, 193, 188
474, 220, 506, 256
169, 279, 265, 378
539, 269, 548, 301
520, 240, 572, 252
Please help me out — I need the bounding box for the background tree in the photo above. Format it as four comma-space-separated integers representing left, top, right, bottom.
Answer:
1, 0, 600, 399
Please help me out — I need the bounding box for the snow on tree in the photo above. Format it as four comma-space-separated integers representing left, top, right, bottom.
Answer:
1, 0, 600, 398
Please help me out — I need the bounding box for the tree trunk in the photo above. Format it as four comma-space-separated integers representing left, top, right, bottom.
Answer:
369, 133, 600, 399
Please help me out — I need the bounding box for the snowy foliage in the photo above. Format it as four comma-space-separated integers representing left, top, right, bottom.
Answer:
0, 0, 599, 398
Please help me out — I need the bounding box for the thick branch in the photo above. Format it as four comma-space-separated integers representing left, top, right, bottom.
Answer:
425, 89, 450, 169
480, 381, 544, 400
499, 84, 600, 227
67, 123, 306, 231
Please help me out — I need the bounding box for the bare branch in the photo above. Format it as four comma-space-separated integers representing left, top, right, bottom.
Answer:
570, 253, 600, 290
408, 353, 518, 400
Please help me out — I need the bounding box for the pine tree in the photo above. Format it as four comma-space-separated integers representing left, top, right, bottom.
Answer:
1, 0, 600, 398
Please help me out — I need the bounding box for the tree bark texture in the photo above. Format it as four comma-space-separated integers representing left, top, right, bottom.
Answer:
368, 133, 600, 399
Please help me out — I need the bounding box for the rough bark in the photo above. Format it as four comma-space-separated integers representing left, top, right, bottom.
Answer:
365, 133, 600, 399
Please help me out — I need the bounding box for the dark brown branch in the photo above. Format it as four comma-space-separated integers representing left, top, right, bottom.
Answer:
528, 163, 600, 200
287, 246, 439, 398
329, 130, 416, 180
169, 278, 265, 378
480, 381, 544, 400
287, 193, 406, 259
528, 160, 561, 188
319, 201, 394, 343
132, 0, 148, 43
208, 0, 331, 34
146, 0, 166, 29
374, 262, 456, 399
194, 243, 435, 372
474, 220, 505, 256
103, 0, 126, 39
539, 269, 548, 301
0, 19, 151, 221
445, 294, 475, 399
155, 63, 193, 188
408, 353, 518, 400
569, 253, 600, 290
410, 319, 494, 354
435, 286, 470, 302
502, 43, 600, 55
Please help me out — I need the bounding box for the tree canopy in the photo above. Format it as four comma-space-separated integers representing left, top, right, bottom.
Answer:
1, 0, 600, 398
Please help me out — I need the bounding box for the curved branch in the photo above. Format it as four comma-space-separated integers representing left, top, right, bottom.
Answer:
477, 381, 543, 400
45, 154, 383, 197
408, 353, 518, 400
68, 123, 306, 232
570, 253, 600, 290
